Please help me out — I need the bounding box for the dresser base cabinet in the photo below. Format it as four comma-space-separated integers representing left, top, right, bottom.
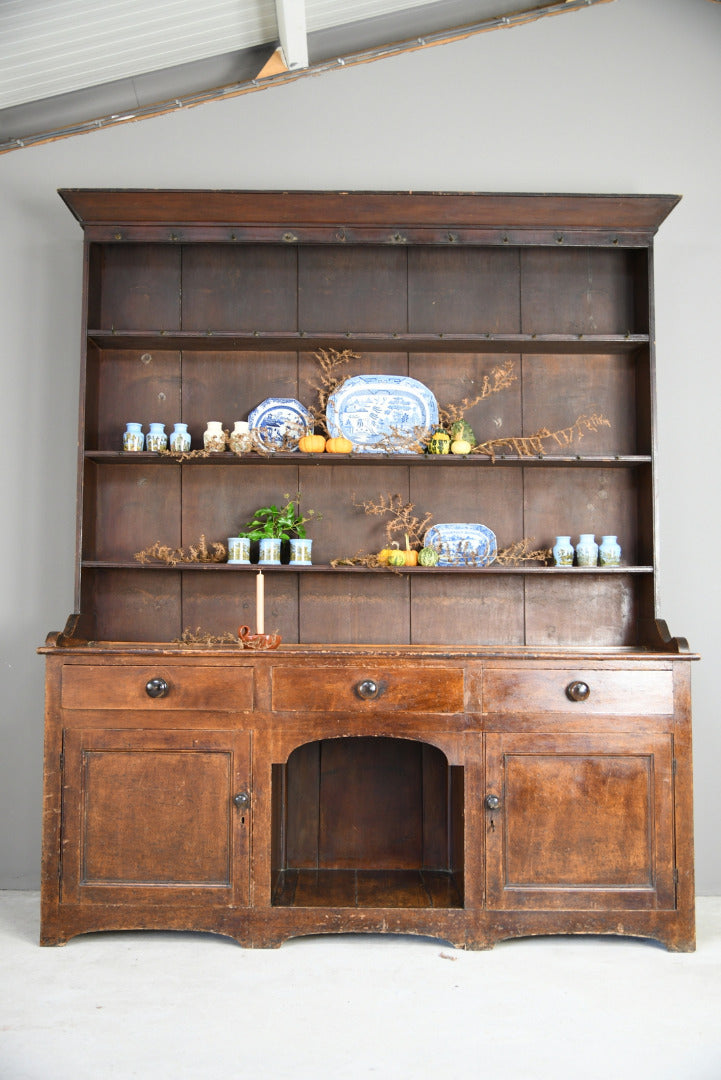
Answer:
40, 647, 695, 951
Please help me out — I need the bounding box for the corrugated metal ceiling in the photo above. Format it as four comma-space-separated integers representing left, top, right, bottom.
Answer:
0, 1, 613, 152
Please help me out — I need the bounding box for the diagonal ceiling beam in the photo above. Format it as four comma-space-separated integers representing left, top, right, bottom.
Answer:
275, 0, 309, 71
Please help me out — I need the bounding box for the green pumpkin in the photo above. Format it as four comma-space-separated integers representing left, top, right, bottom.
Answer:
418, 546, 439, 567
451, 419, 476, 447
428, 428, 450, 454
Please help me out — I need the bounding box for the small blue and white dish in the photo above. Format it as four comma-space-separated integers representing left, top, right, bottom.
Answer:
248, 397, 312, 452
423, 523, 497, 567
326, 374, 438, 454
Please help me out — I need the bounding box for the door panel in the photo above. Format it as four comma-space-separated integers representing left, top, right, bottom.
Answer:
62, 728, 251, 905
485, 732, 675, 910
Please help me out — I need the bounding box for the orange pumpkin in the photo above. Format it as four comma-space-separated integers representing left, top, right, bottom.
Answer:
298, 433, 326, 453
326, 436, 353, 453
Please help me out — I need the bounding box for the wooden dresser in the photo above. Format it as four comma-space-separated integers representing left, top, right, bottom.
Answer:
39, 190, 696, 950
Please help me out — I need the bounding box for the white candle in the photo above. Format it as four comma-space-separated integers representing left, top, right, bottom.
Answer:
256, 570, 265, 634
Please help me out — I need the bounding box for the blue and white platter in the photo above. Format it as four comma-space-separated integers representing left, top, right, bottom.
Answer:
423, 523, 497, 567
248, 397, 312, 452
326, 374, 438, 454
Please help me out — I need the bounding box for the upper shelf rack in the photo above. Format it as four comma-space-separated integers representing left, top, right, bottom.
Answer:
86, 331, 650, 355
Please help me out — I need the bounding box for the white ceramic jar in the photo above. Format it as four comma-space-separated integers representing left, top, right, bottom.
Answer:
123, 422, 144, 452
229, 421, 253, 455
599, 535, 621, 566
146, 422, 167, 452
203, 421, 226, 452
170, 422, 191, 452
575, 533, 599, 567
552, 536, 574, 567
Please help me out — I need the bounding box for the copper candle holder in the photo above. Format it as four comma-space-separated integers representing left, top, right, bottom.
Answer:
238, 625, 282, 650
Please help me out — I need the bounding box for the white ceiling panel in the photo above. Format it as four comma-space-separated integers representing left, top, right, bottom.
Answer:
0, 0, 277, 109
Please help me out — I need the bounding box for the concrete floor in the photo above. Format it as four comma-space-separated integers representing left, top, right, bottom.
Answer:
1, 893, 720, 1080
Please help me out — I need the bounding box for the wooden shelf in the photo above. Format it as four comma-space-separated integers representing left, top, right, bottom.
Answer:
85, 451, 653, 468
82, 560, 654, 574
87, 329, 650, 354
272, 868, 463, 909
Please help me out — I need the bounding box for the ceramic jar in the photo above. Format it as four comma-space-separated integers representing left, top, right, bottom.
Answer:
229, 421, 253, 455
123, 422, 144, 452
289, 538, 313, 565
169, 422, 191, 452
203, 421, 226, 452
552, 536, 574, 567
227, 537, 251, 565
575, 533, 599, 567
258, 537, 281, 565
146, 423, 167, 452
599, 535, 621, 566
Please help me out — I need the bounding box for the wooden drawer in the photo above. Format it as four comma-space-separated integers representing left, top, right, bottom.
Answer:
483, 667, 674, 716
61, 664, 254, 711
271, 665, 464, 714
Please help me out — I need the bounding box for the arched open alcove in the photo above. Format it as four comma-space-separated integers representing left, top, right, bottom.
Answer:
271, 736, 464, 909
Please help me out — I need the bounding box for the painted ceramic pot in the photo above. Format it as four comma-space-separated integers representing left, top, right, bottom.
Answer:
227, 537, 251, 564
552, 536, 574, 567
258, 537, 281, 565
146, 422, 167, 452
170, 422, 191, 452
599, 535, 621, 567
575, 533, 599, 567
289, 538, 312, 565
123, 422, 144, 452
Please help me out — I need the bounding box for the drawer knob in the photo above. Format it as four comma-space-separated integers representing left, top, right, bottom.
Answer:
145, 677, 169, 699
485, 794, 501, 811
566, 680, 590, 702
233, 791, 250, 810
356, 679, 380, 700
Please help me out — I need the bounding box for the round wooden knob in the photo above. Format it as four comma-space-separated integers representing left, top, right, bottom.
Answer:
145, 677, 169, 698
566, 680, 590, 702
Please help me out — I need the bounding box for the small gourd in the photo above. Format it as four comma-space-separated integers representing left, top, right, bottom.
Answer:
387, 548, 406, 567
326, 436, 353, 453
450, 419, 475, 456
428, 428, 450, 455
418, 546, 439, 567
299, 433, 326, 453
403, 534, 418, 566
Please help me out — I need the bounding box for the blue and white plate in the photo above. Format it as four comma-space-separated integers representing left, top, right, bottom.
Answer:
326, 374, 438, 454
423, 523, 497, 567
248, 397, 312, 452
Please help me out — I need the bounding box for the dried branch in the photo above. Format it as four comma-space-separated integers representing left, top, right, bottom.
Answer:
438, 359, 518, 429
309, 347, 361, 434
495, 538, 552, 566
353, 492, 434, 549
134, 534, 228, 566
474, 412, 611, 462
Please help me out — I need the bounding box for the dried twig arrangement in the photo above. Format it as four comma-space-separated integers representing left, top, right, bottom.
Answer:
310, 347, 362, 434
474, 412, 611, 462
354, 492, 434, 549
370, 424, 429, 455
438, 359, 518, 429
134, 534, 227, 567
495, 538, 552, 566
158, 447, 217, 461
174, 627, 241, 646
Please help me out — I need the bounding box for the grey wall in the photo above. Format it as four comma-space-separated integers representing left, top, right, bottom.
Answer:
1, 0, 720, 892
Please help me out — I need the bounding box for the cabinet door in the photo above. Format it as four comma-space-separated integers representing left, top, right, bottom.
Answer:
61, 728, 251, 906
485, 733, 675, 910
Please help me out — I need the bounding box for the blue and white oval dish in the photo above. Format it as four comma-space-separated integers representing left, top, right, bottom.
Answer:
248, 398, 312, 452
326, 374, 438, 454
423, 523, 497, 567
